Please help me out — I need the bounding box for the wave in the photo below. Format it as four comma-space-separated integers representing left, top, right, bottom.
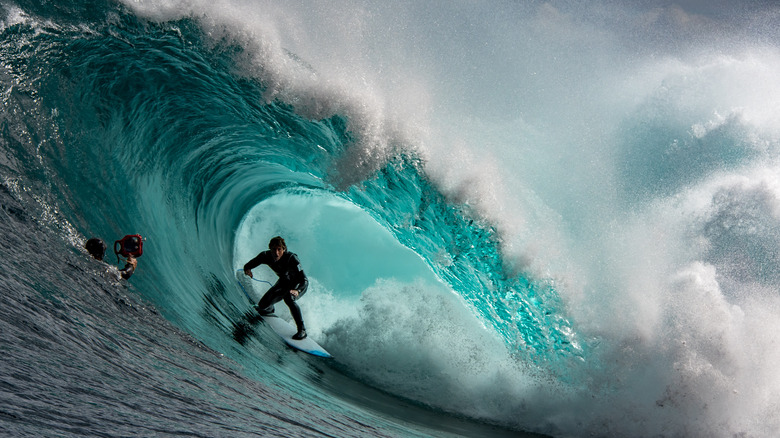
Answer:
4, 1, 780, 437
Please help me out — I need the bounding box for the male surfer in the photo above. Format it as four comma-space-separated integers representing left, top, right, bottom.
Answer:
243, 236, 308, 340
85, 237, 138, 280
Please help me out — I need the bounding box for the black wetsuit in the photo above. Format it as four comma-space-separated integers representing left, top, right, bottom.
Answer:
243, 250, 308, 331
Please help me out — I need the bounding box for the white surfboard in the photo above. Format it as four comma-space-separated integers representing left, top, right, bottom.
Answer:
235, 269, 332, 358
261, 314, 332, 358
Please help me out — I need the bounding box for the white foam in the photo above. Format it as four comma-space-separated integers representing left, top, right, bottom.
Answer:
315, 277, 562, 429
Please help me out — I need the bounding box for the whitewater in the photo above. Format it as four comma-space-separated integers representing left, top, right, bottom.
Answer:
2, 1, 780, 437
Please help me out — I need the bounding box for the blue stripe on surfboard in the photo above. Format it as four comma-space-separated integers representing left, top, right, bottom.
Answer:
263, 315, 332, 358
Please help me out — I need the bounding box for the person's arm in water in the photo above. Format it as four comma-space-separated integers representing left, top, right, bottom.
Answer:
120, 256, 137, 279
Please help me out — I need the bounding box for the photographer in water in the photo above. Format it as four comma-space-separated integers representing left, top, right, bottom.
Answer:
85, 236, 140, 280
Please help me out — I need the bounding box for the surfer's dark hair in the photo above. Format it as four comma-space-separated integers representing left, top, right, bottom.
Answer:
85, 238, 106, 261
269, 236, 286, 251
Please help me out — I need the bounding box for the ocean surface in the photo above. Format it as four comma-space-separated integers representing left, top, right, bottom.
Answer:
3, 1, 780, 437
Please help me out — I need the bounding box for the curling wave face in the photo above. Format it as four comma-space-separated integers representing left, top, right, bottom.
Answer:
0, 3, 574, 436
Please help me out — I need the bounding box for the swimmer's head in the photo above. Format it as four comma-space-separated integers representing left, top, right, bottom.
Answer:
85, 238, 106, 261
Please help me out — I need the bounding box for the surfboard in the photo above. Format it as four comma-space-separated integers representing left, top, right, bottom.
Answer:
235, 269, 332, 358
261, 314, 332, 358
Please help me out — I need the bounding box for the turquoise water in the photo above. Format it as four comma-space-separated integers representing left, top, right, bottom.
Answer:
3, 1, 780, 437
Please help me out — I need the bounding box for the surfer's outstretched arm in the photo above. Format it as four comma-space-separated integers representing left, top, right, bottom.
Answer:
243, 251, 272, 278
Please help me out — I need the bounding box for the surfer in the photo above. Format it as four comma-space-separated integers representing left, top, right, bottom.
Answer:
243, 236, 308, 340
85, 237, 138, 280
